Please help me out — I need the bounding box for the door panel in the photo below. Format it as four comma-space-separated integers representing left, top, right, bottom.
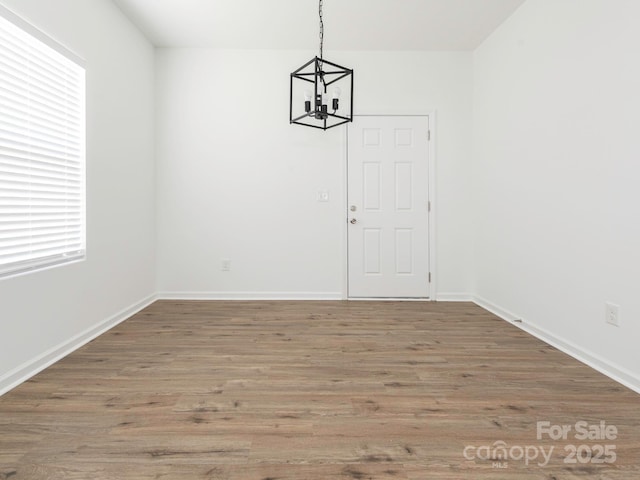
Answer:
363, 229, 381, 274
347, 116, 430, 298
363, 163, 381, 210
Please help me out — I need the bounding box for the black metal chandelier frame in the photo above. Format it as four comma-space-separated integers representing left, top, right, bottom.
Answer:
289, 0, 354, 130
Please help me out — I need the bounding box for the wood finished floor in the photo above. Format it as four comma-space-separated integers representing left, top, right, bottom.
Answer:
1, 301, 639, 479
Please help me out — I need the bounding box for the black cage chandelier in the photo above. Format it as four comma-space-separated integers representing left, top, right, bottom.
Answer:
289, 0, 353, 130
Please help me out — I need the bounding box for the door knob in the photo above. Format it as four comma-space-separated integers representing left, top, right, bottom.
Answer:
350, 218, 357, 224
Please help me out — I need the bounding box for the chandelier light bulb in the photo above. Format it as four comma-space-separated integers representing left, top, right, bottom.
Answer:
304, 90, 313, 113
332, 87, 341, 110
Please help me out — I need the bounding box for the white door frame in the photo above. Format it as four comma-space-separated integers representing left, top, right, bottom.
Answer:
342, 112, 437, 300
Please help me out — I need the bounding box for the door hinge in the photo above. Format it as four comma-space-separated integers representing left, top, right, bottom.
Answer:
428, 201, 431, 212
427, 130, 431, 141
428, 272, 432, 283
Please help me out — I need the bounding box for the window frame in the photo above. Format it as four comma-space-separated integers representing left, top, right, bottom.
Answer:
0, 4, 86, 280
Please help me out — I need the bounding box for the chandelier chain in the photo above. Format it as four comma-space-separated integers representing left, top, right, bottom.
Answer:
319, 0, 324, 60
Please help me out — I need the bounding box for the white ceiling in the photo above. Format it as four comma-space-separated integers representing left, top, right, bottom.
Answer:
112, 0, 526, 50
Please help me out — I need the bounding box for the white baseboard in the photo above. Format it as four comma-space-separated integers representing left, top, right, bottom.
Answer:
474, 296, 640, 395
0, 293, 157, 396
348, 297, 430, 301
473, 296, 521, 321
435, 293, 474, 302
157, 291, 344, 301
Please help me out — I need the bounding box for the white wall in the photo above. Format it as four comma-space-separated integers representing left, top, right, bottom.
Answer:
155, 49, 473, 298
0, 0, 156, 392
473, 0, 640, 387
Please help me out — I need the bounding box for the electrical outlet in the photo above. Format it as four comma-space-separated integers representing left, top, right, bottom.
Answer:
221, 259, 231, 272
605, 302, 619, 327
317, 190, 329, 202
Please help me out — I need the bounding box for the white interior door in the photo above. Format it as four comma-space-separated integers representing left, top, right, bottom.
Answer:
347, 116, 430, 298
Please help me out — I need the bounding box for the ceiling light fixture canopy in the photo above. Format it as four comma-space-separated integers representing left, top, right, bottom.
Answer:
290, 0, 353, 130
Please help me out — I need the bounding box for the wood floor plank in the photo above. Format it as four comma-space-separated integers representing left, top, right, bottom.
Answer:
0, 300, 638, 479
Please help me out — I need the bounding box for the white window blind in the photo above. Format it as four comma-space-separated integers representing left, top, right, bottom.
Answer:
0, 7, 86, 278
